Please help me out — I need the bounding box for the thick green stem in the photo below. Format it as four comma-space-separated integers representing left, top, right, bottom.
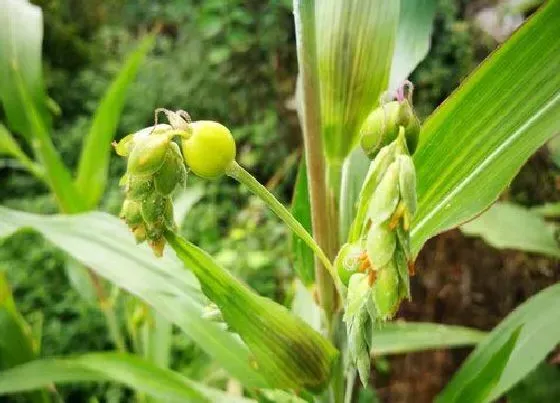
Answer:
293, 0, 338, 320
226, 161, 340, 288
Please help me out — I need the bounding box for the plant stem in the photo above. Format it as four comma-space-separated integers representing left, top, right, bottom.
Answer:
293, 0, 339, 319
87, 269, 126, 352
226, 161, 339, 286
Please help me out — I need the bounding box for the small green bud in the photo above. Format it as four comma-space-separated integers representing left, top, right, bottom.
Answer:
127, 176, 154, 201
373, 258, 400, 320
359, 101, 400, 157
120, 199, 143, 226
132, 223, 147, 243
367, 161, 400, 224
141, 193, 166, 224
397, 155, 417, 226
154, 143, 187, 195
335, 243, 364, 286
182, 121, 236, 178
114, 125, 172, 157
128, 133, 171, 176
359, 100, 420, 158
366, 223, 396, 269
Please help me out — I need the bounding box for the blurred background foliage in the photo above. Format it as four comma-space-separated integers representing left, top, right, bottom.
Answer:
0, 0, 557, 401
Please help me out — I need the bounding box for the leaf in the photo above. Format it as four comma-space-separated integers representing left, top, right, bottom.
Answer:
370, 322, 486, 355
437, 327, 521, 403
437, 282, 560, 402
0, 207, 266, 388
291, 160, 315, 285
0, 0, 51, 139
0, 272, 37, 369
547, 134, 560, 168
315, 0, 400, 161
389, 0, 437, 90
0, 123, 43, 178
0, 273, 47, 403
461, 202, 560, 258
76, 34, 156, 208
339, 148, 370, 242
411, 1, 560, 254
507, 363, 560, 403
0, 352, 254, 403
532, 201, 560, 218
166, 232, 339, 392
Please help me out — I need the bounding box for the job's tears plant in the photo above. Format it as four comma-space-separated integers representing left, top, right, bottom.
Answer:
115, 80, 420, 389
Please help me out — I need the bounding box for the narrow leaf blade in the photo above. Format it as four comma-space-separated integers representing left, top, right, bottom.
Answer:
461, 202, 560, 258
438, 283, 560, 402
370, 322, 486, 355
316, 0, 400, 161
389, 0, 437, 90
0, 0, 51, 138
411, 1, 560, 253
0, 352, 254, 403
0, 207, 266, 388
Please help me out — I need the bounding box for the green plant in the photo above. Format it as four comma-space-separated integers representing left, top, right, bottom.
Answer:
1, 1, 559, 403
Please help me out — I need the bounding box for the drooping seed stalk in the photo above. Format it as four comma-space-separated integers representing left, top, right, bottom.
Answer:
226, 161, 343, 291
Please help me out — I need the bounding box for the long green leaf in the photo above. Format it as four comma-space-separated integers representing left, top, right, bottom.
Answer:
370, 322, 486, 355
166, 231, 339, 392
0, 123, 44, 179
411, 1, 560, 254
0, 273, 47, 403
0, 208, 266, 388
0, 353, 254, 403
437, 328, 521, 403
0, 0, 51, 138
315, 0, 400, 161
437, 283, 560, 402
75, 34, 156, 208
461, 202, 560, 258
389, 0, 437, 90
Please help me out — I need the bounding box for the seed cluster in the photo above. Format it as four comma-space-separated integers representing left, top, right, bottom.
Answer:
337, 90, 419, 386
115, 124, 187, 256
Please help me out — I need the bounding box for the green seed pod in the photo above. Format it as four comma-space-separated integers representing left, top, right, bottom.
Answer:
335, 242, 364, 287
373, 258, 400, 320
367, 161, 400, 224
132, 223, 147, 243
162, 197, 175, 230
154, 143, 187, 195
397, 155, 417, 222
395, 246, 411, 300
127, 176, 154, 201
114, 124, 172, 157
404, 114, 420, 154
128, 133, 171, 176
120, 199, 143, 226
359, 101, 400, 158
141, 192, 165, 224
182, 121, 236, 178
366, 222, 396, 269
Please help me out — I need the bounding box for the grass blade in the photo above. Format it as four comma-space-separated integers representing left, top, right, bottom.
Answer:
0, 207, 266, 388
76, 34, 156, 208
461, 202, 560, 258
0, 353, 254, 403
389, 0, 437, 90
166, 231, 339, 392
370, 322, 486, 355
437, 283, 560, 402
315, 0, 400, 161
0, 0, 51, 139
411, 1, 560, 253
